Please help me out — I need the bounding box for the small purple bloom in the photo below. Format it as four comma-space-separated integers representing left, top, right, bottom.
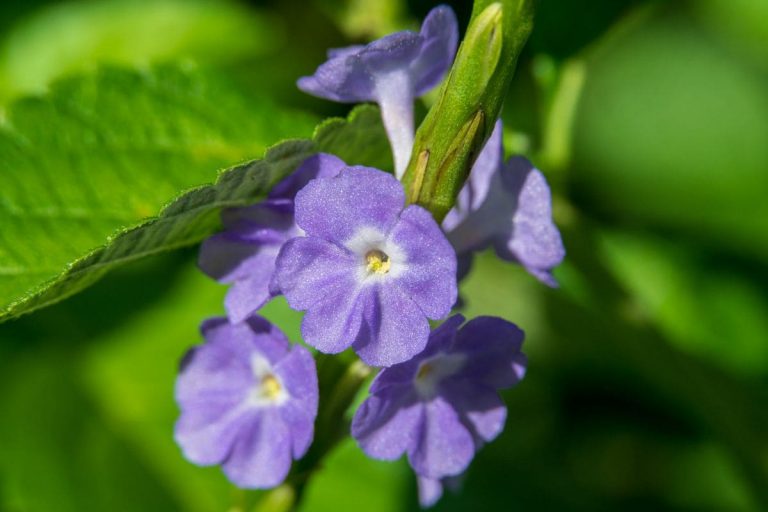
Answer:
351, 315, 526, 486
199, 153, 346, 322
174, 316, 318, 489
442, 121, 565, 286
274, 166, 457, 367
298, 6, 458, 178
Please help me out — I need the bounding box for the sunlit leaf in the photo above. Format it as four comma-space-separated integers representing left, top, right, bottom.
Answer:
0, 65, 389, 321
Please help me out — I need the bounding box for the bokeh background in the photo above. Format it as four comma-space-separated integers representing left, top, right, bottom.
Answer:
1, 0, 767, 510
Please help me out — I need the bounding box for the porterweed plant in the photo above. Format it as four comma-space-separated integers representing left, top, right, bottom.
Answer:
1, 0, 767, 511
178, 2, 562, 507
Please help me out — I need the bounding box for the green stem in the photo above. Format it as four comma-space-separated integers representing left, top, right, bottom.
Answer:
273, 356, 372, 511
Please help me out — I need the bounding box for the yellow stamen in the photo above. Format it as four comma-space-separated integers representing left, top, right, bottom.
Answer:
261, 374, 282, 399
365, 249, 391, 274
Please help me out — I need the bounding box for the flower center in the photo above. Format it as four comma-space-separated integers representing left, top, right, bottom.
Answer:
414, 353, 466, 397
248, 353, 288, 407
260, 374, 282, 400
365, 249, 391, 274
248, 371, 287, 406
416, 362, 434, 380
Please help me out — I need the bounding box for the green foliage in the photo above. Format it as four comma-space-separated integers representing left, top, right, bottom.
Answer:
572, 8, 768, 258
599, 231, 768, 377
0, 66, 389, 321
0, 0, 280, 101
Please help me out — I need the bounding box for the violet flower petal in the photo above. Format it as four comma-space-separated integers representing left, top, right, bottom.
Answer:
222, 409, 292, 488
174, 399, 249, 466
275, 236, 358, 310
220, 200, 296, 240
273, 348, 319, 458
351, 389, 422, 460
268, 153, 346, 200
497, 156, 565, 286
199, 203, 295, 322
453, 315, 527, 389
352, 284, 431, 367
408, 395, 475, 478
276, 237, 363, 353
441, 379, 507, 444
389, 205, 457, 319
417, 474, 464, 508
410, 6, 460, 93
294, 165, 405, 242
368, 315, 463, 394
442, 120, 504, 235
301, 287, 365, 354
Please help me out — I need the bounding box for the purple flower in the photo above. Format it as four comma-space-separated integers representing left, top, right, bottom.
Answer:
351, 315, 526, 488
174, 316, 318, 489
442, 121, 565, 286
199, 153, 346, 322
298, 6, 458, 178
274, 166, 457, 367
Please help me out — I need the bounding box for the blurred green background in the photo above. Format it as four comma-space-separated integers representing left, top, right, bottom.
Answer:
1, 0, 767, 510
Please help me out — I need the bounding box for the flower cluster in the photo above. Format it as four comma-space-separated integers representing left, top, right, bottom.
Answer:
174, 5, 563, 508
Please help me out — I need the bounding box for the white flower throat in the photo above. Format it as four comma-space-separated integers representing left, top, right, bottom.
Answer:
414, 353, 466, 398
346, 227, 408, 282
248, 354, 288, 407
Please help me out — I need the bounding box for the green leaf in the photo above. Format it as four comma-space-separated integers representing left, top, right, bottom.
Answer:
0, 65, 389, 321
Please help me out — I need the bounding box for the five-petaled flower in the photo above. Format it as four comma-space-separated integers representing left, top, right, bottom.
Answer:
442, 120, 565, 286
174, 316, 318, 488
274, 166, 457, 367
351, 314, 526, 505
199, 153, 346, 322
298, 5, 458, 179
